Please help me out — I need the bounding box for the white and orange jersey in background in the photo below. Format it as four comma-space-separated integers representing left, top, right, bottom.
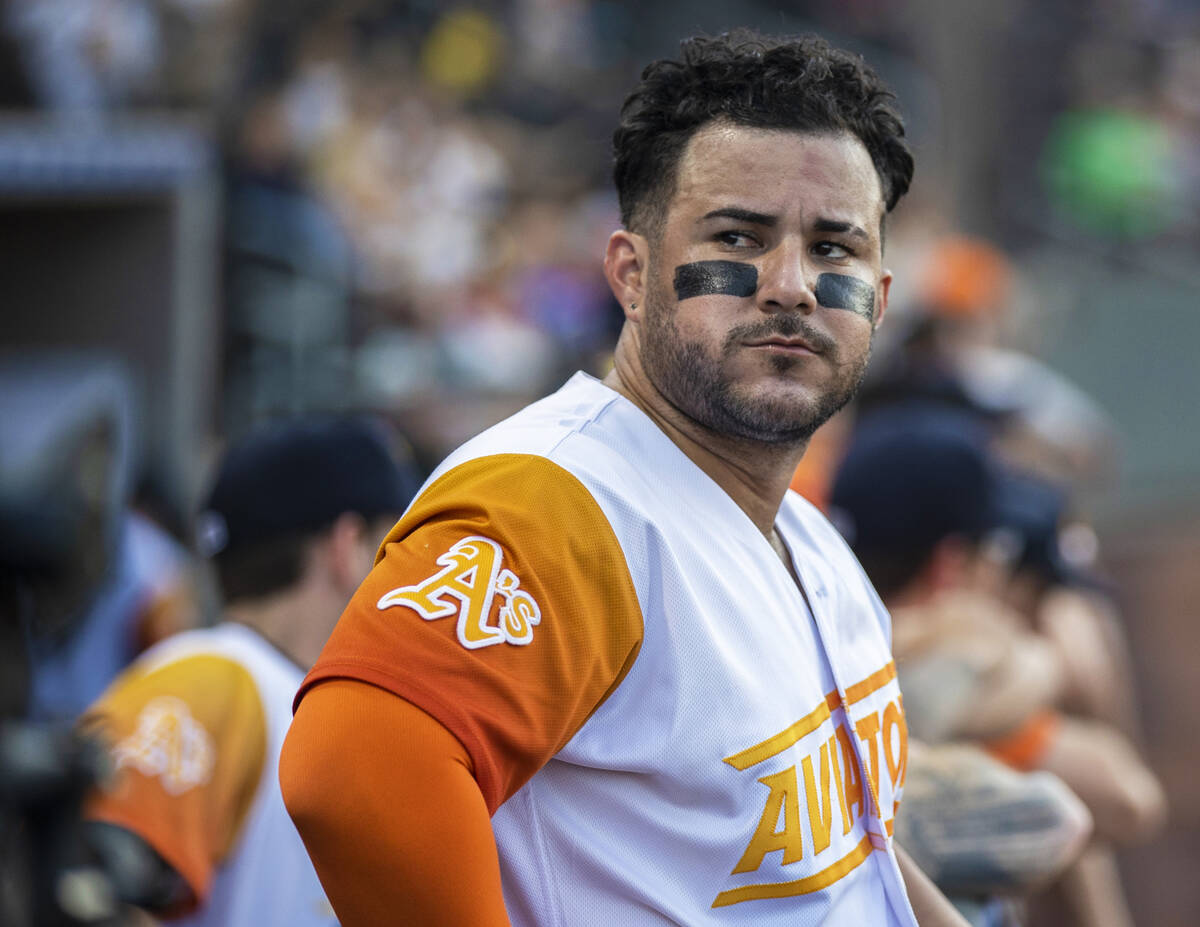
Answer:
82, 623, 335, 927
298, 373, 916, 926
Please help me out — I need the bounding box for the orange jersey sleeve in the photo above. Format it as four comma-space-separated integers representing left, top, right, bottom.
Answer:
295, 453, 645, 812
79, 653, 267, 903
281, 679, 511, 927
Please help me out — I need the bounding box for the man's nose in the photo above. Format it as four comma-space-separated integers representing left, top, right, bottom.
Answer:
753, 240, 818, 313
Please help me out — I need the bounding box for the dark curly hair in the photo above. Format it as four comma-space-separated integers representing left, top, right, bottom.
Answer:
613, 30, 914, 236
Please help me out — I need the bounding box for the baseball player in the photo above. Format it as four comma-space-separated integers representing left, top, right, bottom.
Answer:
79, 419, 418, 926
283, 31, 969, 926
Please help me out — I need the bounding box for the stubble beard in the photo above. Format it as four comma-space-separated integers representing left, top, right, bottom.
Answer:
639, 278, 873, 447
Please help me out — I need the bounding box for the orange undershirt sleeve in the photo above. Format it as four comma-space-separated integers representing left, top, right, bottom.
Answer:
279, 679, 511, 927
983, 709, 1062, 771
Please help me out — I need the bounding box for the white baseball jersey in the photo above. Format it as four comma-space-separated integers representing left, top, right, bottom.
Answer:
83, 623, 336, 927
302, 372, 916, 925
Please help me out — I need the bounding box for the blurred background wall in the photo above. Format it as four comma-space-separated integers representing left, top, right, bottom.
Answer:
1, 0, 1196, 921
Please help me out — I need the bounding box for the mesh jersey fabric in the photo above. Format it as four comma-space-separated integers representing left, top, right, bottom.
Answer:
298, 372, 918, 926
82, 622, 336, 927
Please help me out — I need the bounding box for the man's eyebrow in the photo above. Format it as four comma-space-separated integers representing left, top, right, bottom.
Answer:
700, 207, 778, 226
813, 217, 870, 240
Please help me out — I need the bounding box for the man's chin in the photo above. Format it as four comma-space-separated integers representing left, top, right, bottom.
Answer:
710, 398, 824, 445
723, 384, 851, 443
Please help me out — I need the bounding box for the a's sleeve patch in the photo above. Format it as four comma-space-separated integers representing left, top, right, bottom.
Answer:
377, 535, 542, 650
80, 650, 268, 902
110, 695, 216, 795
298, 453, 645, 812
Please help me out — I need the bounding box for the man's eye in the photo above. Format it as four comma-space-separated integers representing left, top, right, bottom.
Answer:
715, 230, 759, 247
813, 241, 853, 259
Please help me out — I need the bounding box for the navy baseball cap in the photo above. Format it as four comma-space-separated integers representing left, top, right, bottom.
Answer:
197, 417, 422, 557
829, 404, 1000, 559
988, 471, 1102, 588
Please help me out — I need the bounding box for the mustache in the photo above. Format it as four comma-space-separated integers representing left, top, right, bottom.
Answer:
726, 316, 837, 356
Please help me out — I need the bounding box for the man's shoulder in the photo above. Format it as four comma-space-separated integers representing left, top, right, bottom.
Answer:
80, 628, 271, 807
780, 489, 860, 564
92, 627, 268, 717
134, 624, 295, 689
84, 624, 313, 749
435, 372, 622, 470
417, 373, 667, 519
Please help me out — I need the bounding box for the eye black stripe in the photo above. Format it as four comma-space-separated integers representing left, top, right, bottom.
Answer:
673, 261, 758, 300
814, 274, 875, 320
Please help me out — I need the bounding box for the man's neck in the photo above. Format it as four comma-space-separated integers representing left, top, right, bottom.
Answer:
602, 355, 807, 539
223, 584, 333, 671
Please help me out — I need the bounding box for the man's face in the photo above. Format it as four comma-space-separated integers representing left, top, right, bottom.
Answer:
638, 123, 890, 445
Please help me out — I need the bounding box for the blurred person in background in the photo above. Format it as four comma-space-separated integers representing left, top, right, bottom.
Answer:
77, 418, 419, 926
857, 235, 1118, 484
987, 473, 1141, 738
838, 230, 1154, 927
829, 405, 1166, 927
896, 741, 1091, 927
984, 472, 1150, 927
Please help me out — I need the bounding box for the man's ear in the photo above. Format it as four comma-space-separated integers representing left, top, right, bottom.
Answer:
925, 535, 973, 593
604, 229, 649, 321
874, 269, 892, 329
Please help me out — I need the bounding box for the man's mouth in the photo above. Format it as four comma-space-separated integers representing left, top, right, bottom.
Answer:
743, 336, 821, 354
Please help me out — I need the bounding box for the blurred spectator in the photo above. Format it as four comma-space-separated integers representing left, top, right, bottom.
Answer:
859, 235, 1119, 484
3, 0, 253, 113
78, 416, 420, 924
830, 405, 1166, 925
987, 473, 1142, 738
1040, 28, 1188, 242
4, 0, 161, 114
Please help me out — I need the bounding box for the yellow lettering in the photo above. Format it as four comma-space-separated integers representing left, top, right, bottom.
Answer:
834, 724, 863, 825
827, 733, 852, 835
377, 536, 541, 650
882, 699, 907, 790
855, 713, 881, 797
732, 766, 804, 874
802, 741, 834, 855
112, 697, 214, 794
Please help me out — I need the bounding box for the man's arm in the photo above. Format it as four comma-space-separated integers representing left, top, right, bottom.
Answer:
894, 843, 972, 927
955, 631, 1066, 739
894, 743, 1091, 896
894, 593, 1066, 744
1035, 716, 1166, 844
1037, 588, 1141, 736
279, 679, 511, 927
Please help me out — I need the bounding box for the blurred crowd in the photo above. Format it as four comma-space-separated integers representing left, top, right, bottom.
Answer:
3, 0, 1196, 454
2, 0, 1198, 925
